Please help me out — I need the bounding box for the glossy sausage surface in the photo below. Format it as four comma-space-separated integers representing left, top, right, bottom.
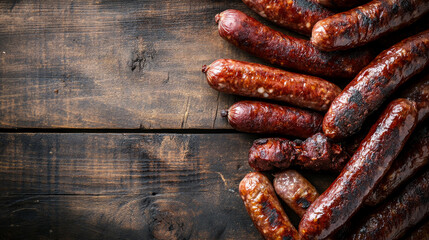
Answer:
242, 0, 333, 36
203, 59, 342, 111
248, 133, 348, 172
300, 98, 418, 239
239, 172, 300, 240
223, 101, 323, 139
350, 170, 429, 240
311, 0, 429, 51
402, 73, 429, 122
273, 170, 319, 217
323, 30, 429, 140
216, 9, 374, 79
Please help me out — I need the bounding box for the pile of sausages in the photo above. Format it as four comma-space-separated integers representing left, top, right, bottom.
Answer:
202, 0, 429, 239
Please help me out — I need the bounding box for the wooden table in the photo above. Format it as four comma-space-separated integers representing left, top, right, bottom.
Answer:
0, 0, 349, 239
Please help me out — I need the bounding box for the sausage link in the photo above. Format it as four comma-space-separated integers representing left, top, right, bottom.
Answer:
364, 121, 429, 206
215, 9, 374, 79
323, 30, 429, 140
222, 101, 323, 139
242, 0, 333, 36
402, 73, 429, 122
273, 170, 319, 218
202, 59, 342, 111
404, 220, 429, 240
299, 98, 418, 240
350, 169, 429, 240
248, 133, 349, 172
315, 0, 368, 9
311, 0, 429, 51
239, 172, 300, 240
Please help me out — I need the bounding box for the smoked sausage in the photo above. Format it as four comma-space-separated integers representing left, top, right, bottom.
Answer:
203, 59, 342, 111
248, 133, 348, 172
350, 169, 429, 240
299, 98, 418, 239
402, 73, 429, 122
315, 0, 368, 9
239, 172, 300, 240
242, 0, 333, 36
323, 30, 429, 140
222, 101, 323, 139
311, 0, 429, 51
273, 170, 319, 218
216, 9, 374, 79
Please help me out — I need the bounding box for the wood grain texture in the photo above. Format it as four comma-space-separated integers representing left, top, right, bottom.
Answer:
0, 133, 334, 239
0, 0, 297, 129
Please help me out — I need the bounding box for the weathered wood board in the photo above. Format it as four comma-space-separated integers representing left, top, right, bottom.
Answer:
0, 133, 335, 239
0, 0, 288, 129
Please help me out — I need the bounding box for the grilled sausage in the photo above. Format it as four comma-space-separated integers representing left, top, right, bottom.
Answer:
222, 101, 323, 138
248, 133, 349, 172
350, 169, 429, 240
239, 172, 300, 240
242, 0, 333, 36
273, 170, 320, 217
203, 59, 342, 111
311, 0, 429, 51
404, 220, 429, 240
323, 30, 429, 140
299, 98, 418, 240
316, 0, 368, 9
402, 73, 429, 122
364, 120, 429, 206
216, 9, 374, 79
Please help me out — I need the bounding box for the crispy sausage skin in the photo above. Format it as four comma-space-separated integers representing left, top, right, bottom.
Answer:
299, 98, 418, 240
215, 9, 374, 79
323, 30, 429, 140
248, 133, 348, 172
402, 74, 429, 122
242, 0, 333, 36
239, 172, 300, 240
350, 170, 429, 240
273, 170, 319, 217
202, 59, 342, 111
364, 120, 429, 206
222, 101, 323, 139
311, 0, 429, 51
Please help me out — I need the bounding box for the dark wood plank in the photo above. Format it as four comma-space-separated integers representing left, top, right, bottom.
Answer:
0, 133, 334, 239
0, 0, 294, 129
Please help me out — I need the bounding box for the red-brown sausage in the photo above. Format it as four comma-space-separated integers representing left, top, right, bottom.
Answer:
311, 0, 429, 51
242, 0, 333, 36
222, 101, 323, 139
402, 73, 429, 122
299, 98, 418, 240
202, 59, 342, 111
350, 169, 429, 240
364, 120, 429, 206
216, 9, 374, 79
404, 220, 429, 240
323, 30, 429, 140
239, 172, 300, 240
248, 133, 349, 172
273, 170, 320, 217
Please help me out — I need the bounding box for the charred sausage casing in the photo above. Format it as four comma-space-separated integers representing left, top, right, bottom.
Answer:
299, 98, 418, 239
203, 59, 342, 111
239, 172, 300, 240
216, 9, 374, 79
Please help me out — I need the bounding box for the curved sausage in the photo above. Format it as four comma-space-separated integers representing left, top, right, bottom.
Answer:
248, 133, 349, 172
311, 0, 429, 51
299, 98, 418, 240
350, 169, 429, 240
315, 0, 368, 9
323, 30, 429, 140
273, 170, 319, 217
202, 59, 342, 111
364, 120, 429, 206
222, 101, 323, 139
216, 9, 374, 79
242, 0, 333, 36
402, 73, 429, 122
239, 172, 300, 240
